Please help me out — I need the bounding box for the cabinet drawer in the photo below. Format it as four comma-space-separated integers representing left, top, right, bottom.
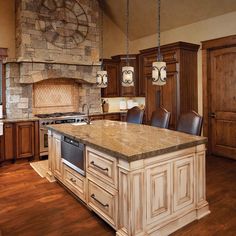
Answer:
88, 180, 117, 229
63, 164, 86, 201
86, 147, 117, 188
104, 114, 120, 121
91, 115, 104, 120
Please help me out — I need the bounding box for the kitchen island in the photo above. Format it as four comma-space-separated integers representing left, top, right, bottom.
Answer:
47, 120, 210, 236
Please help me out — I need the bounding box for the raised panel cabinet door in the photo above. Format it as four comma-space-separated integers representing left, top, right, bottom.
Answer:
102, 60, 119, 97
52, 136, 63, 181
210, 47, 236, 159
4, 123, 14, 160
173, 155, 194, 212
146, 75, 161, 124
16, 122, 35, 159
146, 163, 171, 224
160, 72, 178, 130
0, 136, 4, 162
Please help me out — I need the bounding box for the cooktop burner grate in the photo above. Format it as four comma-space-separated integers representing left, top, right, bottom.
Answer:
35, 112, 85, 119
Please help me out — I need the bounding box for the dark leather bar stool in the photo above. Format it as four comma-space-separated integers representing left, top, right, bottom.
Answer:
150, 107, 171, 128
176, 110, 203, 136
126, 106, 144, 124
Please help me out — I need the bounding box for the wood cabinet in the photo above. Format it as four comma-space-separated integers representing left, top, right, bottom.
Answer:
101, 59, 120, 97
102, 55, 139, 97
112, 55, 138, 97
91, 113, 125, 122
15, 122, 35, 159
103, 114, 120, 121
4, 123, 14, 160
87, 179, 118, 228
120, 113, 127, 122
86, 147, 118, 229
48, 128, 209, 236
146, 163, 171, 223
52, 133, 63, 181
63, 164, 86, 201
139, 42, 199, 128
2, 121, 39, 162
173, 155, 194, 212
0, 136, 4, 162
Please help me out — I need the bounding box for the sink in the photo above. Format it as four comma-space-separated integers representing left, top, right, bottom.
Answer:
72, 122, 92, 126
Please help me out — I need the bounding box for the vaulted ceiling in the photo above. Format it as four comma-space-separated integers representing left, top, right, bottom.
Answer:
103, 0, 236, 40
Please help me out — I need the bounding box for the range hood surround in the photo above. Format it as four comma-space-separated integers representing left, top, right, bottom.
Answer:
5, 0, 102, 118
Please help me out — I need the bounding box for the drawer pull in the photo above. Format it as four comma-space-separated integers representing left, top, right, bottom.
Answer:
90, 161, 109, 172
70, 178, 76, 183
91, 194, 109, 208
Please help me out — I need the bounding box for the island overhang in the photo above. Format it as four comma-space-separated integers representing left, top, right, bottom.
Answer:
47, 120, 207, 162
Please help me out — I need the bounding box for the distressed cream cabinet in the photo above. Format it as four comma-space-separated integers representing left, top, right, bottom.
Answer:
48, 130, 209, 236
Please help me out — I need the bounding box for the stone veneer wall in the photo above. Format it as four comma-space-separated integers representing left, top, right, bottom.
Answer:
6, 63, 33, 118
5, 62, 102, 118
15, 0, 100, 63
6, 0, 102, 118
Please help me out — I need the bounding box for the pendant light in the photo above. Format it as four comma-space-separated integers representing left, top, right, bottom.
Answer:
122, 0, 134, 87
96, 1, 108, 88
152, 0, 166, 86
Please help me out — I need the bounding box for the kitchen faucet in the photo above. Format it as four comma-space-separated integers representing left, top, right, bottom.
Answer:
82, 103, 92, 124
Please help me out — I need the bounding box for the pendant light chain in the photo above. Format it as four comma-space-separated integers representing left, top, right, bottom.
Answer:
157, 0, 162, 61
126, 0, 130, 66
100, 1, 104, 69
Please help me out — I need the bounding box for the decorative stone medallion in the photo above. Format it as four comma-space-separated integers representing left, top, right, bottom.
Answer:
38, 0, 89, 49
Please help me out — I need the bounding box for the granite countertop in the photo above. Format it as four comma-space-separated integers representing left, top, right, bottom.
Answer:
0, 111, 127, 123
0, 117, 39, 123
47, 120, 207, 162
90, 111, 127, 116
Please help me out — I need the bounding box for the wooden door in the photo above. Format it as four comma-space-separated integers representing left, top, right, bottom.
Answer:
16, 122, 35, 159
209, 47, 236, 159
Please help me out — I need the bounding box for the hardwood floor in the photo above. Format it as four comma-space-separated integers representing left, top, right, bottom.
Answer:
0, 163, 115, 236
0, 156, 235, 236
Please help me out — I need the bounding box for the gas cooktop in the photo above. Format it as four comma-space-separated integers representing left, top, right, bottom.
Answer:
35, 112, 85, 119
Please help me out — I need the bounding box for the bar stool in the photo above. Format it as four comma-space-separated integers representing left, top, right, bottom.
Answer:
126, 106, 144, 124
176, 110, 203, 136
150, 107, 171, 128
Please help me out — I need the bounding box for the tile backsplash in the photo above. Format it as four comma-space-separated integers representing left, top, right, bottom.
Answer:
102, 97, 146, 112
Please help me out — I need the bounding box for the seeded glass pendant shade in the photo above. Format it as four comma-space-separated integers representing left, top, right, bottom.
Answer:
96, 2, 108, 88
152, 0, 166, 86
121, 0, 134, 87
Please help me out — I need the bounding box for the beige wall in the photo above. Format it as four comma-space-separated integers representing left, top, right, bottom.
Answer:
104, 11, 236, 115
0, 0, 15, 58
103, 13, 129, 58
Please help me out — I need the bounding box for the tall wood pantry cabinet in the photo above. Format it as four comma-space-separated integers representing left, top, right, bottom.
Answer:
139, 42, 199, 129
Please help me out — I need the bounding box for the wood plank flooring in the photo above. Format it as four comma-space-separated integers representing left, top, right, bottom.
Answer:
0, 156, 235, 236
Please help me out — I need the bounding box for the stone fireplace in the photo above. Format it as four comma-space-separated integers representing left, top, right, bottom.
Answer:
5, 0, 102, 118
